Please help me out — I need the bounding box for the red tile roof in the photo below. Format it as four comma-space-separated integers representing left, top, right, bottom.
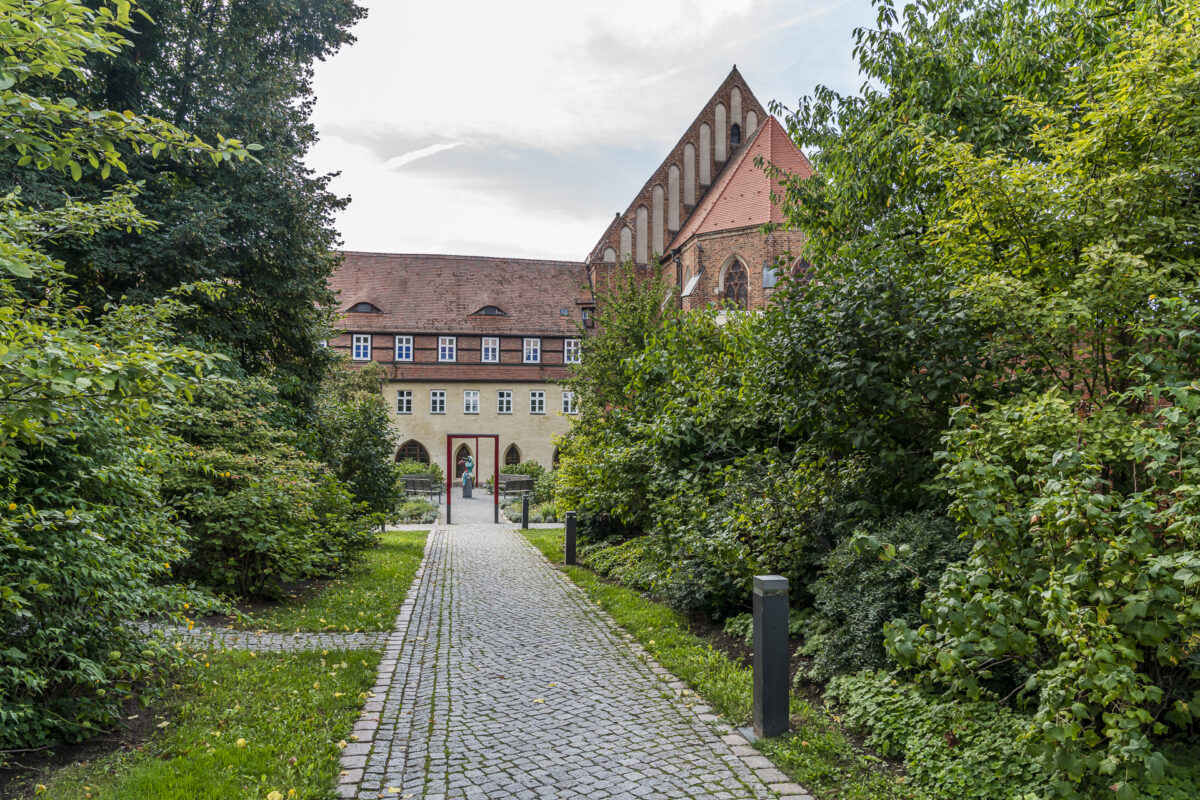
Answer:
331, 252, 590, 336
667, 116, 812, 251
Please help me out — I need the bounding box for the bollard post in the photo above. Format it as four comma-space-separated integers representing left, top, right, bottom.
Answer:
753, 575, 790, 739
564, 511, 577, 565
521, 495, 530, 529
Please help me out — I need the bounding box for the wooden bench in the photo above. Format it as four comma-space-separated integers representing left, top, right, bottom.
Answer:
497, 473, 534, 499
402, 474, 443, 504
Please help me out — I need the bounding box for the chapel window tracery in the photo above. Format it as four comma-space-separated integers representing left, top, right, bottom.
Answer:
723, 260, 749, 309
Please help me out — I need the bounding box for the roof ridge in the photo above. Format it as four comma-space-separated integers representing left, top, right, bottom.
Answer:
336, 250, 583, 267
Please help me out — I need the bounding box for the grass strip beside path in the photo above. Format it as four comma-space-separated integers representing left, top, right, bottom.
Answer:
37, 648, 380, 800
241, 530, 428, 632
522, 528, 914, 800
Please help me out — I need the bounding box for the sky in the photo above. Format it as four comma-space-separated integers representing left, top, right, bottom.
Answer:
304, 0, 879, 261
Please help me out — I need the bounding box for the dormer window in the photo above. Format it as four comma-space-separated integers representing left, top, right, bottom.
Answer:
349, 302, 382, 313
471, 305, 507, 316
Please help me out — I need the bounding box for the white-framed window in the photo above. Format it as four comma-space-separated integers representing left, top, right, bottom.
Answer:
438, 336, 456, 362
564, 338, 581, 364
523, 337, 541, 363
396, 390, 412, 414
430, 390, 446, 414
497, 390, 512, 414
352, 334, 371, 361
562, 391, 577, 414
530, 390, 545, 414
464, 390, 479, 414
482, 337, 499, 363
395, 335, 413, 361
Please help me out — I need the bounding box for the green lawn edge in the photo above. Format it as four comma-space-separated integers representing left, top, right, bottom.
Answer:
237, 530, 428, 633
37, 648, 381, 800
521, 528, 914, 800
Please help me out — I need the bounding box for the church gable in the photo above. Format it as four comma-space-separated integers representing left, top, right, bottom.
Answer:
585, 66, 768, 271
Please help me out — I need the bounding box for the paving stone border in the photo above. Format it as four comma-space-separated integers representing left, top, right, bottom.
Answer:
336, 529, 435, 798
136, 622, 389, 652
517, 531, 815, 800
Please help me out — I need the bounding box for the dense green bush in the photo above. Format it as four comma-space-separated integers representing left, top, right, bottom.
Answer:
827, 671, 1043, 800
310, 361, 401, 518
579, 536, 669, 596
0, 0, 253, 759
880, 11, 1200, 795
799, 512, 970, 681
552, 3, 1200, 798
164, 377, 379, 597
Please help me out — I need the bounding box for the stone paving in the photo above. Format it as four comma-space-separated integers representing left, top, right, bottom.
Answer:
336, 490, 812, 799
137, 622, 388, 652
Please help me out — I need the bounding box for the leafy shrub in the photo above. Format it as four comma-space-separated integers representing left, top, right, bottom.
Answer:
395, 499, 438, 524
395, 458, 444, 487
799, 511, 970, 681
722, 609, 804, 647
0, 0, 257, 758
579, 535, 669, 595
164, 377, 380, 597
882, 12, 1200, 793
1, 408, 200, 758
500, 498, 558, 524
310, 361, 400, 518
826, 671, 1043, 800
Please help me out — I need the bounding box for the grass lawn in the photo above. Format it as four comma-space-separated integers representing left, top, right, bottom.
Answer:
238, 530, 427, 632
34, 648, 380, 800
522, 527, 915, 800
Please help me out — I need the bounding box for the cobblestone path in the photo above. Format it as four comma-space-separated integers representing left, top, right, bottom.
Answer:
338, 520, 798, 800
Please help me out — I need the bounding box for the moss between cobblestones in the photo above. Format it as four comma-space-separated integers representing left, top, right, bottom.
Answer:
522, 528, 915, 800
33, 648, 380, 800
239, 530, 428, 633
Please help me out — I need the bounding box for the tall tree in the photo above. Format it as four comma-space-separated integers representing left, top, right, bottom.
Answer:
8, 0, 365, 405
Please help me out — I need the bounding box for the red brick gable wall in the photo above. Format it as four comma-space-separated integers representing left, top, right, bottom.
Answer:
585, 67, 768, 273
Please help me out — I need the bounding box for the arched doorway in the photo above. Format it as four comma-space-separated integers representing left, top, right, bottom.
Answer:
723, 259, 748, 309
454, 443, 472, 478
397, 440, 430, 465
504, 444, 521, 466
552, 448, 561, 468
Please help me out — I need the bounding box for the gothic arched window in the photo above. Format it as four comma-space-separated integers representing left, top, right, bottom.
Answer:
723, 260, 749, 309
730, 124, 741, 148
454, 444, 472, 478
504, 444, 521, 466
397, 440, 430, 465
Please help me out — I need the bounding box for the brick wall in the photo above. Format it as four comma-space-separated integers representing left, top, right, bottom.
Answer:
670, 227, 806, 311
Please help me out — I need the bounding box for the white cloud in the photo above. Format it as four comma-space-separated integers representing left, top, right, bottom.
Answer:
382, 142, 463, 171
306, 0, 877, 259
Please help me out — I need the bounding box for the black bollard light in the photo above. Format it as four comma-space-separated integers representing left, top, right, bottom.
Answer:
521, 494, 529, 529
752, 575, 790, 739
564, 511, 577, 565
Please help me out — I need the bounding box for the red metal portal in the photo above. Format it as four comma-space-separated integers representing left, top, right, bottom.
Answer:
444, 433, 500, 525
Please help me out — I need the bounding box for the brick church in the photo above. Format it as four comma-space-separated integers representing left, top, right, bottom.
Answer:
327, 67, 812, 480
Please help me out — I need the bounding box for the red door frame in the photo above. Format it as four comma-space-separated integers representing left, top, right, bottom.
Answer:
445, 433, 499, 524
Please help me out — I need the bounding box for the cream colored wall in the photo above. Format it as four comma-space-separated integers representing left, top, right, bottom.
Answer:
386, 380, 575, 479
